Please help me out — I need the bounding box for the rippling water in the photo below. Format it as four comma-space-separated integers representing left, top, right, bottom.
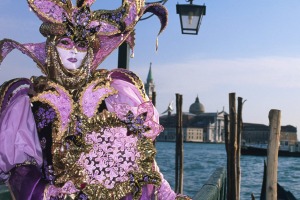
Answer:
155, 142, 300, 199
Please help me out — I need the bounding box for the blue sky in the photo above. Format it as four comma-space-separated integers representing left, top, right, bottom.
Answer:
1, 0, 300, 138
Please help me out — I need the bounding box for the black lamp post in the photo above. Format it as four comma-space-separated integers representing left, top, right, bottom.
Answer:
176, 0, 206, 35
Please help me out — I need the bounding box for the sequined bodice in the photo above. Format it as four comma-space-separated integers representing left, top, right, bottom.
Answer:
31, 71, 163, 200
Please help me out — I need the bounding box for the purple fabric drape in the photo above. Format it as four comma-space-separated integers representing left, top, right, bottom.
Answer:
0, 95, 43, 180
9, 165, 47, 200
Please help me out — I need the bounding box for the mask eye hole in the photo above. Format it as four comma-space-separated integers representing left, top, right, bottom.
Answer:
56, 37, 74, 49
76, 41, 88, 51
56, 37, 88, 52
60, 40, 70, 45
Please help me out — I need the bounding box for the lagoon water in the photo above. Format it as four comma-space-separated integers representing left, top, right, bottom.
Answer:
155, 142, 300, 200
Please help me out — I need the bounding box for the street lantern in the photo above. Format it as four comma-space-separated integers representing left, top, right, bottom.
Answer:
176, 0, 206, 35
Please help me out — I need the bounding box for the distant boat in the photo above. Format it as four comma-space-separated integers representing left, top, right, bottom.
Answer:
241, 144, 300, 157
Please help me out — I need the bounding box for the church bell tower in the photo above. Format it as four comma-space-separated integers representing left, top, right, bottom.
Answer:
144, 62, 155, 101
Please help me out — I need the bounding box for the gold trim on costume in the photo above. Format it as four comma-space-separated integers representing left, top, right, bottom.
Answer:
79, 77, 118, 118
110, 69, 148, 101
28, 0, 72, 24
31, 81, 74, 142
31, 72, 161, 200
0, 79, 25, 112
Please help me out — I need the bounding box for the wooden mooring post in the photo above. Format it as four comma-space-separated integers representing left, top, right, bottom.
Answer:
175, 93, 183, 194
237, 97, 244, 198
266, 109, 281, 200
225, 93, 244, 200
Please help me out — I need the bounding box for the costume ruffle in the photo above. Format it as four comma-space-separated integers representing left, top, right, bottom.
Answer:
0, 39, 47, 74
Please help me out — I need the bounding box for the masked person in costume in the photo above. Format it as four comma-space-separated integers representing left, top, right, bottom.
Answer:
0, 0, 191, 199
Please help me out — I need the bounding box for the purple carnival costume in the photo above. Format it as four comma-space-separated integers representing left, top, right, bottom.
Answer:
0, 0, 190, 199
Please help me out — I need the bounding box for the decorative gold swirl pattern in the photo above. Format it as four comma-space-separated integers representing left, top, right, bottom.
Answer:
31, 80, 74, 142
31, 73, 160, 200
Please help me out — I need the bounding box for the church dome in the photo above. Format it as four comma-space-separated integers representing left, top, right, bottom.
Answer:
189, 96, 205, 114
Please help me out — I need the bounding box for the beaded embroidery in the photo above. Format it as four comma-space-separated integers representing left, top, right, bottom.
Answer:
0, 1, 169, 199
31, 74, 162, 199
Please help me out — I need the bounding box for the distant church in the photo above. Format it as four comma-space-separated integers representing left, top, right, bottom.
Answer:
143, 64, 297, 144
143, 64, 226, 143
144, 62, 155, 101
158, 96, 226, 143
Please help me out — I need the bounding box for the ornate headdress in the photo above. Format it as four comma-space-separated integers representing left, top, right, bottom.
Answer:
0, 0, 168, 74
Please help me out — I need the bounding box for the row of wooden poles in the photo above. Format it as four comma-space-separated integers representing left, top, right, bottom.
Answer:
173, 92, 281, 199
225, 93, 244, 200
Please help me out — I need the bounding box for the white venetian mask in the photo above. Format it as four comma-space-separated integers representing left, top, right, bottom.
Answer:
56, 37, 88, 70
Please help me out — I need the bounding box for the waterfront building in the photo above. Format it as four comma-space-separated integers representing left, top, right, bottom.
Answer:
143, 69, 297, 144
157, 96, 226, 143
280, 125, 298, 145
242, 123, 298, 146
157, 127, 204, 142
157, 97, 298, 144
